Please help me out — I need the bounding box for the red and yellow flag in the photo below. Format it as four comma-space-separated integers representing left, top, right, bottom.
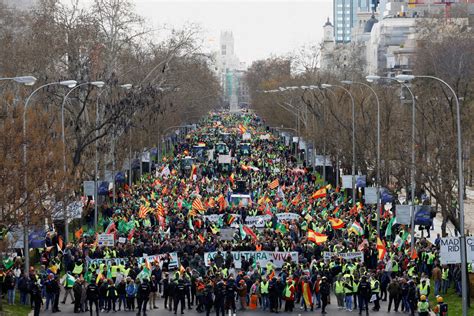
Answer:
376, 236, 387, 260
311, 187, 327, 199
307, 230, 328, 244
328, 217, 345, 229
268, 179, 279, 190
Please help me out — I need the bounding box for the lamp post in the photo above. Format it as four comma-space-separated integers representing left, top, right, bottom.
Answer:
0, 76, 37, 85
95, 83, 132, 220
367, 75, 416, 254
396, 74, 467, 316
23, 80, 77, 273
321, 83, 356, 205
61, 81, 104, 242
341, 80, 382, 236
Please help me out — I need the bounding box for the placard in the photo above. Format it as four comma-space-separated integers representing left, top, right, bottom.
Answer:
395, 205, 412, 225
87, 252, 179, 270
219, 228, 236, 241
83, 181, 95, 196
218, 154, 232, 164
97, 233, 115, 247
118, 237, 126, 244
365, 187, 378, 204
242, 132, 251, 140
342, 175, 353, 189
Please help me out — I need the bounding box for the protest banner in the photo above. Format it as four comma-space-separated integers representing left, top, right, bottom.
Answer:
364, 187, 377, 205
322, 251, 364, 261
439, 237, 474, 264
245, 215, 271, 227
276, 213, 300, 222
203, 251, 298, 269
97, 234, 114, 247
395, 205, 411, 225
86, 252, 179, 270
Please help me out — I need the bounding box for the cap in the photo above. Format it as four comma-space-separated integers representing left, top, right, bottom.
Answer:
437, 296, 443, 303
420, 295, 426, 301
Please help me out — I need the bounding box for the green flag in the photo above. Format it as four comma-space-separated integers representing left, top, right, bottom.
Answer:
239, 224, 247, 239
275, 223, 287, 234
2, 258, 13, 270
399, 231, 409, 250
385, 217, 396, 237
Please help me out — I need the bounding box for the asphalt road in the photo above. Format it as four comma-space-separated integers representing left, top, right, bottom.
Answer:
34, 293, 396, 316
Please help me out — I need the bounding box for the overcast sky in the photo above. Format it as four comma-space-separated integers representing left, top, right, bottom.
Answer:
131, 0, 333, 66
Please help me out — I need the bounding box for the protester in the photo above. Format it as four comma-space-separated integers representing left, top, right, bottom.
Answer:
0, 112, 459, 316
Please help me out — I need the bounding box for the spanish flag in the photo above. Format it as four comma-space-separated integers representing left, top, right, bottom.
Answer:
311, 187, 327, 199
198, 234, 205, 244
307, 230, 328, 244
328, 217, 345, 229
190, 164, 197, 180
229, 173, 235, 185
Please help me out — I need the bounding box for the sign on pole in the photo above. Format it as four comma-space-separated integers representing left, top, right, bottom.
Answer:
439, 237, 474, 264
365, 187, 378, 204
341, 175, 353, 189
83, 181, 95, 196
97, 234, 115, 247
395, 205, 412, 225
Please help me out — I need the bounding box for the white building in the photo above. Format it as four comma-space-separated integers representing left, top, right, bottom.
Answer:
213, 31, 248, 111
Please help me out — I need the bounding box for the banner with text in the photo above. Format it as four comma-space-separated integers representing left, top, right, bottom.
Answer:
322, 251, 364, 261
204, 251, 298, 269
86, 252, 179, 270
439, 237, 474, 264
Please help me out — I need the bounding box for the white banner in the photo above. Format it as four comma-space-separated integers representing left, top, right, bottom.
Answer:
245, 215, 271, 227
83, 181, 95, 196
322, 251, 364, 261
276, 213, 300, 222
204, 251, 298, 269
97, 234, 114, 247
439, 237, 474, 264
86, 252, 179, 270
242, 132, 251, 140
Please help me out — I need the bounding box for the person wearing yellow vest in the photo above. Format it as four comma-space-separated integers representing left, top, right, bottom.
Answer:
334, 276, 345, 310
417, 279, 430, 298
370, 275, 380, 311
441, 266, 449, 294
260, 278, 270, 311
283, 278, 295, 312
417, 295, 430, 316
343, 275, 354, 312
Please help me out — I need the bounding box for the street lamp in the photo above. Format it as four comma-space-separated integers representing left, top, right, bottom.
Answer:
0, 76, 37, 85
95, 83, 133, 221
395, 74, 467, 316
341, 80, 382, 236
321, 83, 357, 205
366, 75, 417, 254
60, 81, 104, 243
23, 80, 77, 273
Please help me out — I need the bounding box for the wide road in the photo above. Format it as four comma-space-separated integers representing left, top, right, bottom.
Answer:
36, 293, 395, 316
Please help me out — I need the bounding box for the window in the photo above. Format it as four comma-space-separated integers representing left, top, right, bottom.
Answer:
337, 23, 343, 27
346, 23, 350, 27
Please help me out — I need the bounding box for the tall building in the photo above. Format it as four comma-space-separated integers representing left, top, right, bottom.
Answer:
333, 0, 376, 43
213, 31, 248, 111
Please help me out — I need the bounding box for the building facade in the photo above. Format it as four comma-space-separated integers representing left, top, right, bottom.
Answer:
213, 31, 249, 111
333, 0, 376, 43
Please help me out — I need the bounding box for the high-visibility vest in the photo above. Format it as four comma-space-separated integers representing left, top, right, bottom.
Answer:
417, 301, 429, 312
335, 281, 344, 294
72, 264, 83, 275
428, 253, 436, 264
111, 265, 118, 278
344, 282, 352, 294
418, 283, 429, 295
468, 264, 473, 273
392, 261, 399, 272
371, 280, 380, 293
408, 266, 416, 277
260, 281, 269, 294
353, 281, 359, 293
442, 268, 449, 280
284, 284, 294, 298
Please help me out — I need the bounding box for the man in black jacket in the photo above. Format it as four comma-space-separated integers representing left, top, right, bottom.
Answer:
86, 279, 100, 316
174, 278, 186, 315
357, 275, 372, 316
52, 276, 61, 313
137, 279, 151, 316
320, 276, 331, 315
224, 276, 236, 314
214, 280, 226, 316
73, 279, 83, 313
